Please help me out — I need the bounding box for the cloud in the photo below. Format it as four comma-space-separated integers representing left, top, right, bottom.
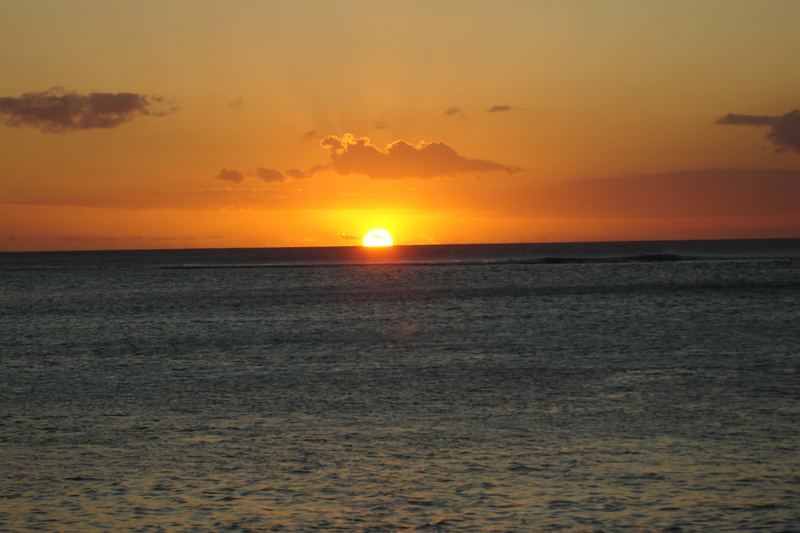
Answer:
716, 113, 776, 126
717, 109, 800, 153
300, 130, 319, 142
213, 165, 324, 184
487, 104, 511, 113
255, 168, 284, 183
374, 119, 389, 130
209, 135, 515, 183
0, 87, 175, 132
484, 168, 800, 219
444, 106, 461, 117
227, 98, 243, 109
318, 133, 519, 179
8, 168, 800, 240
215, 169, 246, 183
285, 168, 307, 179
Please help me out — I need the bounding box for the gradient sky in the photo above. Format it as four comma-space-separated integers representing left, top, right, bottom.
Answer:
1, 0, 799, 251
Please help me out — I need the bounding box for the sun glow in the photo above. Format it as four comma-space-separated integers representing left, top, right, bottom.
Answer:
362, 228, 394, 247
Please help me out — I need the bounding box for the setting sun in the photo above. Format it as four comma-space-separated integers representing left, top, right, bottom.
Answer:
362, 228, 394, 247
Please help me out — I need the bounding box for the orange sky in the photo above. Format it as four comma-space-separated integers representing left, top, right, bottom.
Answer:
1, 0, 799, 251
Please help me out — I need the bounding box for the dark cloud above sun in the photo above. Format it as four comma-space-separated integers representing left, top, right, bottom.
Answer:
214, 133, 519, 183
318, 134, 519, 179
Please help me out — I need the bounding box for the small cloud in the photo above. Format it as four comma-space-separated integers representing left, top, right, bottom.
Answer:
212, 164, 328, 184
337, 233, 360, 242
319, 133, 519, 179
717, 110, 800, 153
0, 87, 176, 132
215, 169, 246, 183
227, 98, 243, 109
255, 168, 284, 183
285, 168, 307, 179
374, 119, 389, 130
716, 113, 776, 126
444, 106, 461, 117
487, 104, 512, 113
300, 130, 319, 142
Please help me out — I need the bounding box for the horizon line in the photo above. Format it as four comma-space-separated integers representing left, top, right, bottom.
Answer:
2, 235, 799, 255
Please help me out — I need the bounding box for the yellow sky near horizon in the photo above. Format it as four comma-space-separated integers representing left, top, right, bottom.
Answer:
1, 0, 800, 251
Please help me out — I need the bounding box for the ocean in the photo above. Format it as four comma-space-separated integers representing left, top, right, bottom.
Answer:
1, 239, 799, 531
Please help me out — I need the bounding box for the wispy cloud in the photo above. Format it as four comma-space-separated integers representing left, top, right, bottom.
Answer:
477, 168, 800, 219
0, 87, 175, 132
285, 168, 307, 179
717, 109, 800, 153
319, 133, 519, 179
214, 165, 323, 184
227, 98, 243, 109
487, 104, 512, 113
337, 233, 360, 242
300, 130, 319, 142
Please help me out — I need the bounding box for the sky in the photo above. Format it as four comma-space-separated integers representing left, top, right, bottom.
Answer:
1, 0, 799, 251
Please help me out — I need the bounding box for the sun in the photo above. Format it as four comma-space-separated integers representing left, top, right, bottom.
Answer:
362, 228, 394, 247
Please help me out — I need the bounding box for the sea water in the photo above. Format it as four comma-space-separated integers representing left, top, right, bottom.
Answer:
1, 239, 799, 531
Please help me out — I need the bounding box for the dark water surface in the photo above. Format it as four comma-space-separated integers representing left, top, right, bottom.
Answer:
1, 240, 799, 531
